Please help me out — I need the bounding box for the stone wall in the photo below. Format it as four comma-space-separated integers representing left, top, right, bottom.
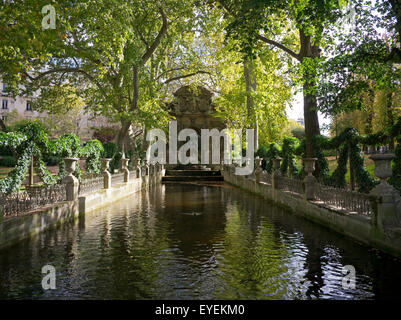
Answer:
0, 169, 164, 250
223, 166, 401, 259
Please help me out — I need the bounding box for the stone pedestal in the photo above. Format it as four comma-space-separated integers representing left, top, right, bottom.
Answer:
272, 157, 282, 189
101, 158, 112, 189
122, 158, 130, 183
62, 158, 79, 201
369, 154, 400, 230
303, 158, 318, 201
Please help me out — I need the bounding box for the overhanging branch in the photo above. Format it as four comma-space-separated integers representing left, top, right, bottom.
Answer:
162, 71, 211, 85
256, 34, 300, 61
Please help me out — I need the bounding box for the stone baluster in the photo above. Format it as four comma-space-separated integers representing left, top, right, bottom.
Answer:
145, 159, 150, 175
121, 158, 130, 183
302, 158, 318, 200
101, 158, 112, 189
369, 154, 400, 231
272, 157, 282, 189
63, 158, 79, 201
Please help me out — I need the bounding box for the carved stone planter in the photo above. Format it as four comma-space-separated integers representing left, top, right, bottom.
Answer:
302, 158, 317, 201
254, 157, 263, 183
272, 157, 282, 189
63, 157, 79, 201
369, 153, 401, 230
121, 158, 130, 183
135, 159, 142, 178
370, 154, 395, 181
101, 158, 112, 189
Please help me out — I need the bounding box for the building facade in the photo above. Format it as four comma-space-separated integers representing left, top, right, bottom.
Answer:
0, 79, 113, 141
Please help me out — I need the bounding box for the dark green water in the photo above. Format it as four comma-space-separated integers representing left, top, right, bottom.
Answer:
0, 183, 400, 299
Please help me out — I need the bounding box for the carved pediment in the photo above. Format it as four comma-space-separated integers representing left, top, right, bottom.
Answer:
169, 85, 215, 115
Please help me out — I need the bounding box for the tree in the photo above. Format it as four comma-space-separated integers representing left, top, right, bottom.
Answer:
216, 0, 345, 163
0, 0, 210, 153
318, 0, 401, 121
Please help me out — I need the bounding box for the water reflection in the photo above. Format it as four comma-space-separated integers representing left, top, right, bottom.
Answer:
0, 183, 400, 299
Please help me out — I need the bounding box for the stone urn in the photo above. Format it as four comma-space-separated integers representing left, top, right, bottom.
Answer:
101, 158, 112, 172
273, 157, 282, 173
303, 158, 318, 177
101, 158, 112, 189
254, 157, 263, 183
136, 158, 142, 178
370, 154, 395, 182
369, 153, 400, 229
302, 158, 317, 201
63, 157, 79, 201
121, 158, 130, 182
64, 157, 79, 176
272, 157, 282, 189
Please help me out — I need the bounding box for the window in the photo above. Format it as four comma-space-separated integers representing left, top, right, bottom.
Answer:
2, 83, 7, 92
26, 101, 32, 111
1, 115, 5, 121
2, 99, 8, 109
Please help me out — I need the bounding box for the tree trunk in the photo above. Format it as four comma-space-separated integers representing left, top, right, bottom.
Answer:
0, 118, 7, 132
303, 81, 321, 157
244, 59, 258, 150
299, 29, 321, 177
386, 90, 395, 151
116, 120, 131, 151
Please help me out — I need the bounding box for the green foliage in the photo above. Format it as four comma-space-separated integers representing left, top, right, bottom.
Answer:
280, 137, 300, 178
81, 140, 104, 174
389, 143, 401, 192
0, 143, 34, 193
0, 156, 17, 167
0, 123, 103, 193
102, 142, 121, 173
314, 127, 379, 192
256, 143, 280, 173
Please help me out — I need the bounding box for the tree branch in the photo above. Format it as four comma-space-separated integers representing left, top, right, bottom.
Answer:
23, 68, 108, 99
256, 34, 300, 61
141, 7, 168, 65
163, 71, 211, 85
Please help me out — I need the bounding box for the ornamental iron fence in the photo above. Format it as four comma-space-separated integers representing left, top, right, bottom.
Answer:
314, 183, 371, 216
0, 184, 67, 217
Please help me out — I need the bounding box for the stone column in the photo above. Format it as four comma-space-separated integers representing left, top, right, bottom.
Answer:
101, 158, 112, 189
63, 158, 79, 201
272, 157, 282, 189
369, 154, 400, 231
303, 158, 318, 201
254, 157, 263, 183
122, 158, 130, 183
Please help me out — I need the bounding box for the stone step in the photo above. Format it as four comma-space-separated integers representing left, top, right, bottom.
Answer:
162, 176, 224, 182
165, 170, 221, 177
